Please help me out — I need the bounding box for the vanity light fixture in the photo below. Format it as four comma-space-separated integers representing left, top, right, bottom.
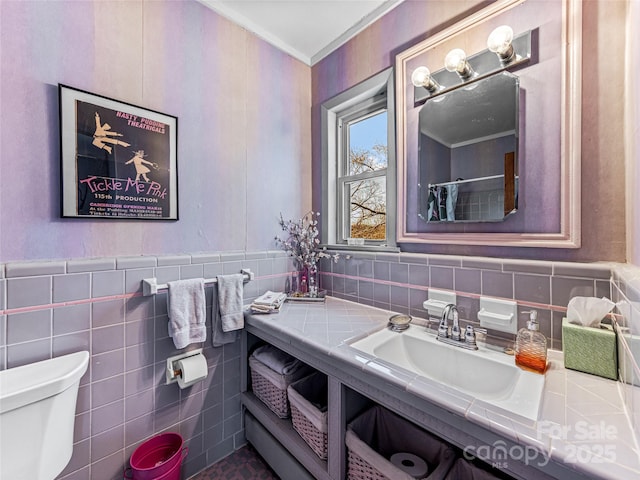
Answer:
487, 25, 516, 64
444, 48, 475, 80
411, 25, 531, 105
410, 66, 441, 93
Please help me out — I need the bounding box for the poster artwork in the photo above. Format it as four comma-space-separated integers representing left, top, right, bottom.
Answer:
75, 100, 171, 218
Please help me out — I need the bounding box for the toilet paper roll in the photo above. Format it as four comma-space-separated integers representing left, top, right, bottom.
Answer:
176, 353, 208, 389
390, 452, 429, 479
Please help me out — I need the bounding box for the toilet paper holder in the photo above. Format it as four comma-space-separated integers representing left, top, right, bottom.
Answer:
166, 349, 205, 386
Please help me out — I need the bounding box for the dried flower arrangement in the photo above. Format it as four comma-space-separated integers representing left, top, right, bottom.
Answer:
274, 211, 339, 274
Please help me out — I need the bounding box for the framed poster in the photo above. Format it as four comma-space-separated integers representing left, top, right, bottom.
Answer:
59, 84, 178, 220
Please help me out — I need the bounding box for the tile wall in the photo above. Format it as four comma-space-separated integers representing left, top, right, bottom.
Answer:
2, 249, 639, 479
611, 264, 640, 441
319, 252, 612, 351
0, 251, 294, 480
455, 189, 505, 222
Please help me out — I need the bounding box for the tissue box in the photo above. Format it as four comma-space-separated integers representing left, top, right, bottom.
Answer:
562, 318, 617, 380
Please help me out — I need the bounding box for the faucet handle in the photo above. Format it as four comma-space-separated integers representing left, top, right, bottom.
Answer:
465, 325, 486, 346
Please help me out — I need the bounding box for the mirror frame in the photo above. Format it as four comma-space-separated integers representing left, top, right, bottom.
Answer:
395, 0, 582, 248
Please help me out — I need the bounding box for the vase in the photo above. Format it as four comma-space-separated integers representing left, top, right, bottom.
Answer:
307, 268, 318, 298
298, 266, 318, 298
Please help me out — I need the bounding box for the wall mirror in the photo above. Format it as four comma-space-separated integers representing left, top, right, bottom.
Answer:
395, 0, 582, 247
419, 71, 519, 223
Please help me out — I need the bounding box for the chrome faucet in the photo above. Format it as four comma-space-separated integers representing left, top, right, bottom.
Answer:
436, 303, 482, 350
438, 304, 458, 339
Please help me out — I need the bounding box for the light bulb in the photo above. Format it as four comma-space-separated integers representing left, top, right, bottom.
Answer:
411, 66, 440, 92
487, 25, 515, 61
411, 66, 431, 87
444, 48, 474, 80
444, 49, 467, 73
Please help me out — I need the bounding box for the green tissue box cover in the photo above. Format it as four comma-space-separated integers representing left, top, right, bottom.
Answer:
562, 318, 617, 380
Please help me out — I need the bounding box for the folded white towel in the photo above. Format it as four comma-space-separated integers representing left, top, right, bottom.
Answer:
167, 278, 206, 349
252, 345, 301, 375
249, 291, 286, 314
249, 303, 281, 314
253, 291, 287, 307
217, 274, 245, 332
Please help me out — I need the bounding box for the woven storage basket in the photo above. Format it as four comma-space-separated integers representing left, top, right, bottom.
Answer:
345, 406, 457, 480
287, 372, 328, 459
249, 354, 310, 418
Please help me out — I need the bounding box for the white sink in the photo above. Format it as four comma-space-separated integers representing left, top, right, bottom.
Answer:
350, 327, 545, 420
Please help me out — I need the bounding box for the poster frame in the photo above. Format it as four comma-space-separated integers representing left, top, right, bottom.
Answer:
59, 84, 179, 220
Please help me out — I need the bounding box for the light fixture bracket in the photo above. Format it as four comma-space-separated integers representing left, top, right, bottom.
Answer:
413, 29, 532, 106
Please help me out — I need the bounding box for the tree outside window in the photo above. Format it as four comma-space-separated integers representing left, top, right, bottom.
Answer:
342, 110, 388, 241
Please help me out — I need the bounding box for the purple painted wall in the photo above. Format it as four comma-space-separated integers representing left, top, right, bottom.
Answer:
0, 0, 311, 263
312, 0, 628, 263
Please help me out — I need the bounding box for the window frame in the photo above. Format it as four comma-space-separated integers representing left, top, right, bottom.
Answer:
321, 67, 397, 249
338, 101, 388, 243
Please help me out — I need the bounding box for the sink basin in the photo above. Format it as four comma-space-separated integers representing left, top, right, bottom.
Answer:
350, 327, 545, 420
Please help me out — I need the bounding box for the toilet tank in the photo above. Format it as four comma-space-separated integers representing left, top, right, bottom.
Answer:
0, 351, 90, 480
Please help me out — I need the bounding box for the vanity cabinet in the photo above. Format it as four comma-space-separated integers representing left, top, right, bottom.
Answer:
241, 329, 513, 480
240, 298, 637, 480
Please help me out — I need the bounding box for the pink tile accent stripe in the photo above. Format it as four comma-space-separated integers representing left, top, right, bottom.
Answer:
0, 270, 569, 315
0, 272, 294, 316
1, 292, 143, 316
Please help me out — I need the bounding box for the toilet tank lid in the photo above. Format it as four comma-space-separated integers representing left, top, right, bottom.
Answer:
0, 351, 89, 415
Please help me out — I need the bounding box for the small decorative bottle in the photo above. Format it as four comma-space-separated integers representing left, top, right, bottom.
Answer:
515, 310, 548, 374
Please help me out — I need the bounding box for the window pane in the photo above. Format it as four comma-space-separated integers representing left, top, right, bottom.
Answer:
348, 111, 387, 175
348, 177, 386, 239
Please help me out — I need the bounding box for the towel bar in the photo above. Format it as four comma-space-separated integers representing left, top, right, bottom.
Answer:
142, 269, 254, 296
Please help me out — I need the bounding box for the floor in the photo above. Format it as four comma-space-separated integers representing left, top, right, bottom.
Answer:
190, 444, 280, 480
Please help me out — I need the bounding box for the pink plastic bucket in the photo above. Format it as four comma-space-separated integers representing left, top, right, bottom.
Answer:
127, 433, 186, 480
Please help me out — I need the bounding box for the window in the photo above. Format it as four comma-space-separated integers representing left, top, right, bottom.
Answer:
340, 107, 388, 240
321, 68, 396, 248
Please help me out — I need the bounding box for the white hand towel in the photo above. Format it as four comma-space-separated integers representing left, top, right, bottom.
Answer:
167, 278, 206, 349
252, 345, 301, 375
211, 290, 238, 347
217, 274, 245, 332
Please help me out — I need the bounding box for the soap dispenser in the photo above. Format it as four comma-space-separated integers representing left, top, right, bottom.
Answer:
515, 310, 547, 374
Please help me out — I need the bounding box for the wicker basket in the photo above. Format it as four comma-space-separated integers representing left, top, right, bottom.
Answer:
287, 372, 328, 459
249, 354, 310, 418
345, 406, 457, 480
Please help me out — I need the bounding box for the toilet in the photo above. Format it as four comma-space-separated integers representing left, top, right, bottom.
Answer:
0, 350, 90, 480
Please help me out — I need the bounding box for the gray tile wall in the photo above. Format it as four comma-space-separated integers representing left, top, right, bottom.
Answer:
610, 265, 640, 441
3, 249, 637, 479
0, 251, 294, 480
319, 252, 613, 351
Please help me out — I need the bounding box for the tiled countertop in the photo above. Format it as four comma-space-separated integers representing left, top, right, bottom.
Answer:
246, 296, 640, 480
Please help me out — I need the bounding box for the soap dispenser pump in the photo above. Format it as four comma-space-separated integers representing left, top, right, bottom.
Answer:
515, 310, 547, 374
